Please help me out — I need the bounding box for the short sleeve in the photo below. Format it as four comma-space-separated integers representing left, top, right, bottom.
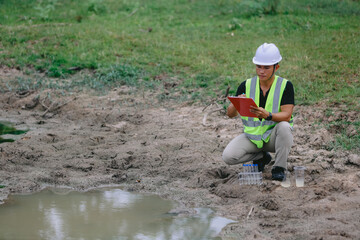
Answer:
235, 81, 246, 96
280, 81, 295, 105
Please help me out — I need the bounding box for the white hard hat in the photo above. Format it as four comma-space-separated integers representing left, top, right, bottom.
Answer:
252, 43, 282, 65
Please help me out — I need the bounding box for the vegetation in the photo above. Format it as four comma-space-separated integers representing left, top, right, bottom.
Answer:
0, 0, 359, 151
330, 121, 360, 152
0, 122, 28, 143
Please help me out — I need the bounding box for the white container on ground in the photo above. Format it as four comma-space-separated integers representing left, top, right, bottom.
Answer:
281, 171, 291, 188
294, 166, 306, 187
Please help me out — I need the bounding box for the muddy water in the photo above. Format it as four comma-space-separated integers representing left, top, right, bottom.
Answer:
0, 188, 235, 240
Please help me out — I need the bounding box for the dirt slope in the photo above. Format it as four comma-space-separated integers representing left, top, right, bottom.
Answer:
0, 86, 359, 240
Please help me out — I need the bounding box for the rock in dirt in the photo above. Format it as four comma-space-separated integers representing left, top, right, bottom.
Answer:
347, 154, 360, 167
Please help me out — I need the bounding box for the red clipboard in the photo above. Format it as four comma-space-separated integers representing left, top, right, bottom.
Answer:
227, 96, 258, 117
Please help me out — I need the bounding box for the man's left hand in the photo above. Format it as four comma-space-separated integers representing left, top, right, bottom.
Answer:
250, 106, 269, 119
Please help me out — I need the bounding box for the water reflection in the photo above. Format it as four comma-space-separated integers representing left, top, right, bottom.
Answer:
40, 207, 64, 240
0, 188, 235, 240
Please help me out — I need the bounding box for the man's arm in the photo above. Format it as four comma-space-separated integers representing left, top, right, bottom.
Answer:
273, 104, 294, 122
227, 103, 239, 118
249, 104, 294, 122
227, 82, 246, 118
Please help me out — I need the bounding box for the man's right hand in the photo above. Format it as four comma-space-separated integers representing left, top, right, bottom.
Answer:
227, 94, 246, 118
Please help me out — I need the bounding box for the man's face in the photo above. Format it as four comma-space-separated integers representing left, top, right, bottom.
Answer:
256, 65, 274, 81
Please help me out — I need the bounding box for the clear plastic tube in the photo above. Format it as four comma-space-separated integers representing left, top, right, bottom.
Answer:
246, 165, 250, 184
249, 165, 253, 184
239, 164, 263, 185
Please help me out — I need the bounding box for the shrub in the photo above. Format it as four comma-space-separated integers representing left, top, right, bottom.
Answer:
88, 0, 108, 15
235, 0, 280, 18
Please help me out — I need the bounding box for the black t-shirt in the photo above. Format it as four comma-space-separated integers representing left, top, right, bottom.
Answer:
235, 79, 295, 108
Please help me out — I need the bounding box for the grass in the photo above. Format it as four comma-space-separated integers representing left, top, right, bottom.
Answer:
0, 0, 359, 150
326, 120, 360, 153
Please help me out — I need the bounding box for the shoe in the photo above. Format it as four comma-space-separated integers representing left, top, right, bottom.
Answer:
253, 152, 272, 172
271, 166, 285, 181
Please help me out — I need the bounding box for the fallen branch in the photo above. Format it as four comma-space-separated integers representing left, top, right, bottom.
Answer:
202, 86, 230, 126
223, 85, 230, 102
41, 97, 76, 117
247, 206, 254, 220
41, 101, 56, 117
202, 101, 223, 112
202, 107, 223, 126
40, 97, 51, 110
128, 8, 138, 17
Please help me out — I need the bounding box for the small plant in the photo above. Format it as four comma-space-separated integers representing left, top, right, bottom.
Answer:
262, 0, 280, 15
235, 0, 280, 18
228, 18, 243, 30
95, 64, 143, 86
34, 0, 58, 21
0, 122, 28, 143
88, 0, 108, 15
236, 1, 263, 18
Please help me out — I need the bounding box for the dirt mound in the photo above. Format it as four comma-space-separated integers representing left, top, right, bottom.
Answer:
0, 88, 359, 239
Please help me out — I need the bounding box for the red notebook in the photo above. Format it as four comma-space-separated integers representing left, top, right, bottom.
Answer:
227, 96, 258, 117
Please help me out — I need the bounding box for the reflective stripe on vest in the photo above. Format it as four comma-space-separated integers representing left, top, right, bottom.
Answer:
242, 119, 294, 136
241, 75, 293, 148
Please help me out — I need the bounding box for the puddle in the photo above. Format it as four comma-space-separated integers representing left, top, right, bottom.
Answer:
0, 188, 235, 240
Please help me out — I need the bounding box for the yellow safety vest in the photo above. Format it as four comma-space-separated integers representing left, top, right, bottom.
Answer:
241, 75, 294, 148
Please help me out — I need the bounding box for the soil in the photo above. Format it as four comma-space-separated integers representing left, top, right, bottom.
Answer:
0, 68, 359, 240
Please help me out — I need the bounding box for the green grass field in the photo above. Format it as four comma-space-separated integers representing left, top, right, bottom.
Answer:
0, 0, 359, 150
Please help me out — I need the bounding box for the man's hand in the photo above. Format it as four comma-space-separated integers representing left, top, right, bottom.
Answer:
249, 106, 269, 119
226, 94, 246, 118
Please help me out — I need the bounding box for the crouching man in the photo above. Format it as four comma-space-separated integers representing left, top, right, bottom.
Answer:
222, 43, 294, 181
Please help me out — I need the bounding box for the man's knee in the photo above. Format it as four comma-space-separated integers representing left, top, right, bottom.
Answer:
277, 121, 293, 134
276, 121, 293, 145
222, 150, 239, 165
277, 121, 291, 128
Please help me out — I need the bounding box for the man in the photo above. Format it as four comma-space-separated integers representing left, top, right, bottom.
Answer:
222, 43, 294, 181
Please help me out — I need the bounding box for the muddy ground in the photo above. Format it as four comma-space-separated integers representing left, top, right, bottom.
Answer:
0, 69, 359, 239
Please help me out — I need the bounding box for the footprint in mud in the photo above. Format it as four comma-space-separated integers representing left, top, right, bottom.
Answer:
207, 168, 231, 179
195, 167, 237, 189
260, 198, 279, 211
207, 167, 239, 185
